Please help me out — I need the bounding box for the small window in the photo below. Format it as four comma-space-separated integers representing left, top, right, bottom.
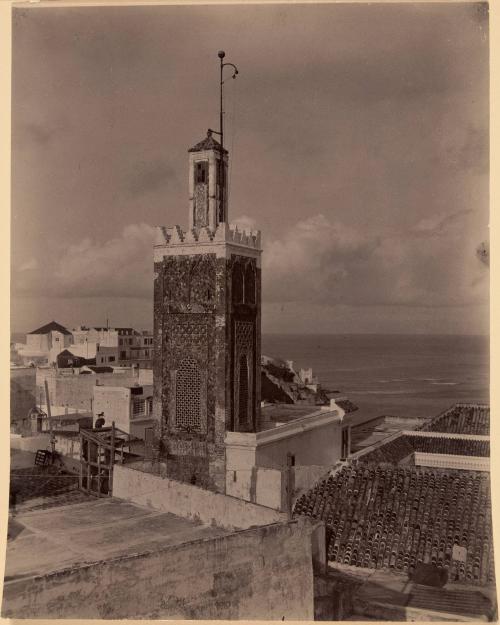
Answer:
120, 351, 126, 359
195, 161, 208, 184
109, 356, 115, 362
132, 399, 145, 417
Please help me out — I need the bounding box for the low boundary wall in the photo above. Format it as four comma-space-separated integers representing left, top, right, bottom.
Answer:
10, 434, 51, 453
3, 519, 316, 620
113, 464, 287, 531
414, 452, 489, 472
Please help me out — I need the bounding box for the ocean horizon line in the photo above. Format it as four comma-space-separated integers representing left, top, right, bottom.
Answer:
11, 330, 489, 338
262, 332, 489, 338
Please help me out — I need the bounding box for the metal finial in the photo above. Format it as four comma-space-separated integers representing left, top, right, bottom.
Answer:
218, 52, 239, 151
217, 51, 239, 224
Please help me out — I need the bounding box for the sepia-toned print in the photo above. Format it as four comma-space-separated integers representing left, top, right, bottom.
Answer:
6, 2, 492, 621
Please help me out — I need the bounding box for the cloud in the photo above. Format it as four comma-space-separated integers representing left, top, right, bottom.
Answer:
12, 223, 155, 299
232, 215, 257, 231
12, 213, 488, 316
413, 209, 473, 236
262, 213, 488, 308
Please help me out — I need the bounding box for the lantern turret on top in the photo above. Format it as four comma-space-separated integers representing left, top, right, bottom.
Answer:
188, 130, 228, 231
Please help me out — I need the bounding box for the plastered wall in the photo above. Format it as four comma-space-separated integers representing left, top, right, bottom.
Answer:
3, 519, 316, 620
113, 464, 287, 530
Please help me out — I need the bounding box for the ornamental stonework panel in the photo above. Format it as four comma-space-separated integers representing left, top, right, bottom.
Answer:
194, 182, 208, 227
163, 313, 214, 437
172, 356, 208, 434
161, 256, 216, 313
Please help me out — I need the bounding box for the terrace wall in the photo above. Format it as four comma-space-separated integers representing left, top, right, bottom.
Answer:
2, 519, 316, 620
414, 452, 489, 472
36, 369, 142, 412
113, 464, 287, 530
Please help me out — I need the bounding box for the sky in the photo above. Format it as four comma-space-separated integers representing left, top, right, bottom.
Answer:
10, 2, 489, 335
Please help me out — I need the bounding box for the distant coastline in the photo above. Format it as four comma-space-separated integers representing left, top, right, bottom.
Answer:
262, 333, 489, 422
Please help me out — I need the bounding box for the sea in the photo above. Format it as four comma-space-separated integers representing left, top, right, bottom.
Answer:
262, 334, 489, 423
12, 331, 489, 423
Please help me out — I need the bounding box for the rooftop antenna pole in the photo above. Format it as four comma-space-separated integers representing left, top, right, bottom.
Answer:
219, 50, 225, 154
218, 51, 239, 153
214, 51, 238, 222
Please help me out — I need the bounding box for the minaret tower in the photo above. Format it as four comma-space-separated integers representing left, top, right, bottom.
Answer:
188, 130, 228, 230
153, 52, 262, 493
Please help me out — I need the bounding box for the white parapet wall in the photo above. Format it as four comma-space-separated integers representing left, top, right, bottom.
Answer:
226, 406, 345, 471
154, 222, 262, 264
414, 452, 490, 472
224, 407, 347, 511
113, 464, 287, 531
225, 466, 286, 511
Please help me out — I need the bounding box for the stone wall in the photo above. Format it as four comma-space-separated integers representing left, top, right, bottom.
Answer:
92, 385, 131, 432
2, 519, 316, 620
36, 369, 141, 412
113, 464, 287, 530
10, 367, 36, 424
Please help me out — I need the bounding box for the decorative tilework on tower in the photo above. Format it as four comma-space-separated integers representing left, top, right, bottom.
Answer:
153, 134, 262, 493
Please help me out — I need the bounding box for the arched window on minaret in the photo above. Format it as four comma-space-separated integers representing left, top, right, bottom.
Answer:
244, 263, 256, 305
232, 262, 244, 304
238, 354, 249, 428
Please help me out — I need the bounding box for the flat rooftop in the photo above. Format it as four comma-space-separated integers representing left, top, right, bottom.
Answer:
5, 498, 230, 582
260, 403, 325, 429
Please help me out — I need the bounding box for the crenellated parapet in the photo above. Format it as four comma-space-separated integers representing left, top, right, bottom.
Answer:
154, 221, 262, 263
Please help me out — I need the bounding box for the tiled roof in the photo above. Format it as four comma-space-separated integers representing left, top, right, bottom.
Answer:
188, 131, 227, 154
28, 321, 71, 336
